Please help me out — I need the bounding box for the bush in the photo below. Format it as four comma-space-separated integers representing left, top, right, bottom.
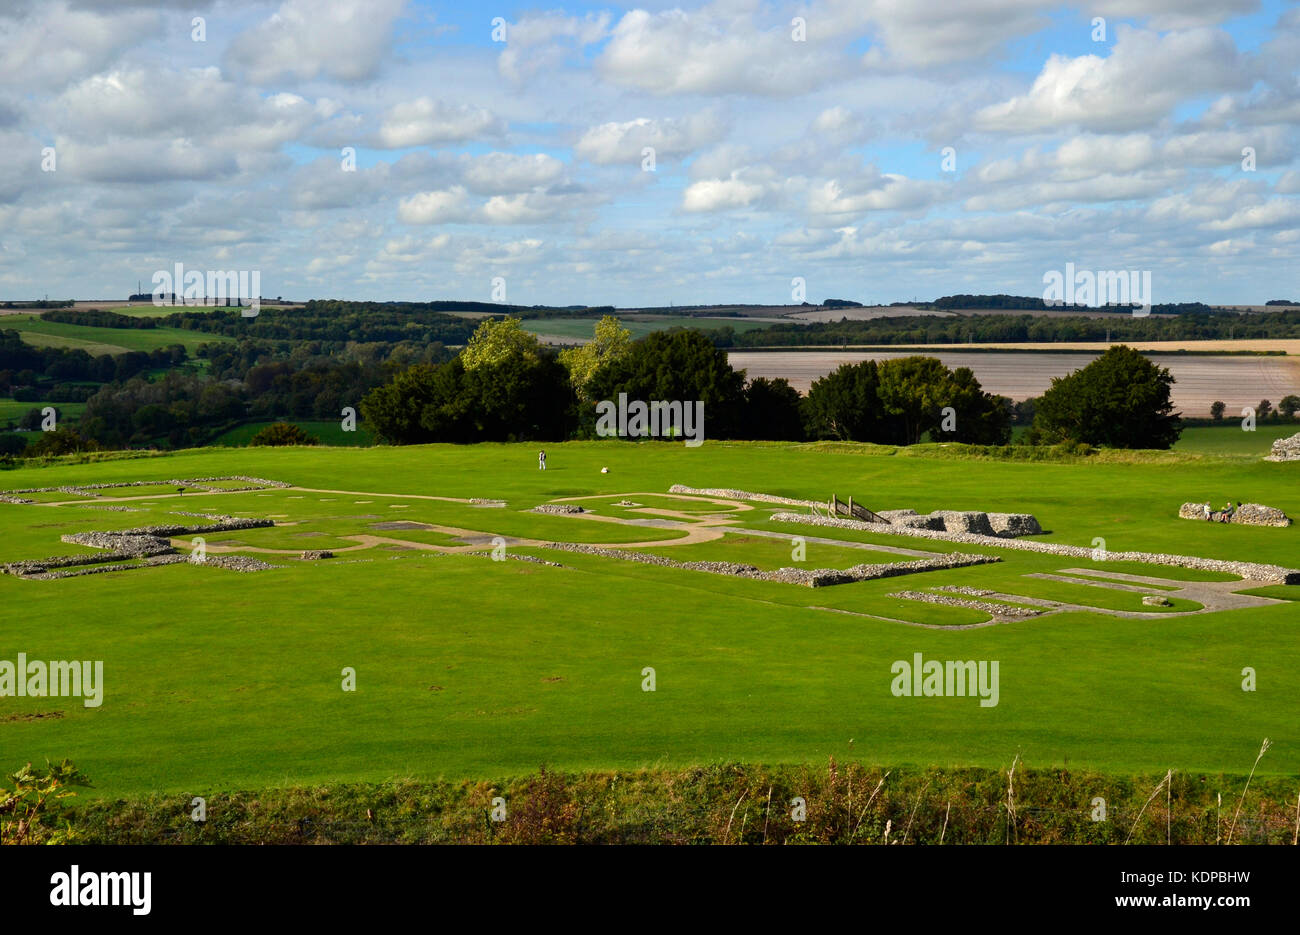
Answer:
248, 422, 319, 446
0, 759, 90, 845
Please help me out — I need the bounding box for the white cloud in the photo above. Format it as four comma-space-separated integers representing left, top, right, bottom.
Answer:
682, 175, 766, 212
377, 98, 506, 148
575, 112, 727, 165
0, 2, 157, 90
975, 27, 1255, 133
497, 11, 610, 82
462, 153, 564, 195
597, 5, 842, 96
398, 187, 473, 224
225, 0, 407, 84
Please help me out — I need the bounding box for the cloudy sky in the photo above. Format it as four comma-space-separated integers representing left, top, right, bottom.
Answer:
1, 0, 1297, 305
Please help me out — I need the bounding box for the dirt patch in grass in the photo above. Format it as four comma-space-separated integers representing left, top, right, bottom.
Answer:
1, 711, 64, 723
370, 521, 434, 531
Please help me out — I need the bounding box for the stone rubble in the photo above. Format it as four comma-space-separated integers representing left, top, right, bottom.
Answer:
5, 516, 278, 579
668, 484, 1041, 538
769, 511, 1300, 584
667, 484, 821, 509
0, 475, 289, 497
538, 540, 999, 587
889, 590, 1042, 617
530, 504, 585, 514
1177, 502, 1290, 527
1265, 432, 1300, 462
198, 555, 282, 572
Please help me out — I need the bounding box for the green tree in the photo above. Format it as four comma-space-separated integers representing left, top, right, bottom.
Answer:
940, 366, 1012, 445
1258, 399, 1273, 420
586, 330, 746, 438
876, 356, 954, 445
360, 363, 446, 444
1210, 400, 1226, 420
362, 354, 577, 444
460, 317, 542, 371
454, 352, 577, 441
249, 422, 319, 446
1279, 395, 1300, 419
24, 426, 100, 457
741, 377, 805, 441
1033, 345, 1181, 449
802, 360, 888, 441
558, 315, 632, 399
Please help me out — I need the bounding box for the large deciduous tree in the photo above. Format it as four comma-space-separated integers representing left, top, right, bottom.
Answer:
802, 360, 889, 441
1032, 345, 1181, 449
586, 329, 747, 438
559, 315, 632, 400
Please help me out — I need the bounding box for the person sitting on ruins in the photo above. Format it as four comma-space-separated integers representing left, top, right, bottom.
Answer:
1203, 501, 1212, 521
1220, 501, 1236, 523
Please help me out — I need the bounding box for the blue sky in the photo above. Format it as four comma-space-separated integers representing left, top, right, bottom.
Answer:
1, 0, 1297, 305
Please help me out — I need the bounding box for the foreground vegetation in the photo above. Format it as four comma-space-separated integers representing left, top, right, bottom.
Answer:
31, 761, 1300, 845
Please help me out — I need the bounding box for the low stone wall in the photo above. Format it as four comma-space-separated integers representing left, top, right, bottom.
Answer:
988, 513, 1045, 536
0, 475, 289, 497
668, 485, 1041, 538
1265, 432, 1300, 462
538, 541, 999, 587
890, 590, 1042, 618
464, 551, 565, 567
1178, 502, 1290, 527
531, 504, 585, 514
4, 550, 143, 576
198, 555, 281, 572
8, 516, 280, 579
60, 532, 174, 556
932, 511, 996, 536
667, 484, 821, 509
300, 550, 333, 560
770, 512, 1300, 584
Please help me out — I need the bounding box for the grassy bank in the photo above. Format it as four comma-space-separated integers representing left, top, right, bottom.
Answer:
50, 762, 1300, 845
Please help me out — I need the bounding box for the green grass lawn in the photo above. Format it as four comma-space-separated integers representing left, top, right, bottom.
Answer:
2, 439, 1299, 800
1174, 422, 1298, 456
3, 313, 232, 355
209, 421, 375, 447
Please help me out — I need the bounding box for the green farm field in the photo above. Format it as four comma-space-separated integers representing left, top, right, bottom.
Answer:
0, 399, 88, 422
2, 313, 231, 355
209, 420, 376, 447
1172, 421, 1299, 455
521, 315, 771, 342
2, 440, 1299, 802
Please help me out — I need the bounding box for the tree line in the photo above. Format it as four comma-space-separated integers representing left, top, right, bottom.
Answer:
717, 307, 1300, 348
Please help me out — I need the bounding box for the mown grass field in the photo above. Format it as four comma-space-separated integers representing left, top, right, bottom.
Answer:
2, 440, 1299, 802
1172, 421, 1298, 455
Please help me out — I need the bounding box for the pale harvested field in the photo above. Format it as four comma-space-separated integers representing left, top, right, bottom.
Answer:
876, 339, 1300, 354
728, 349, 1300, 415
